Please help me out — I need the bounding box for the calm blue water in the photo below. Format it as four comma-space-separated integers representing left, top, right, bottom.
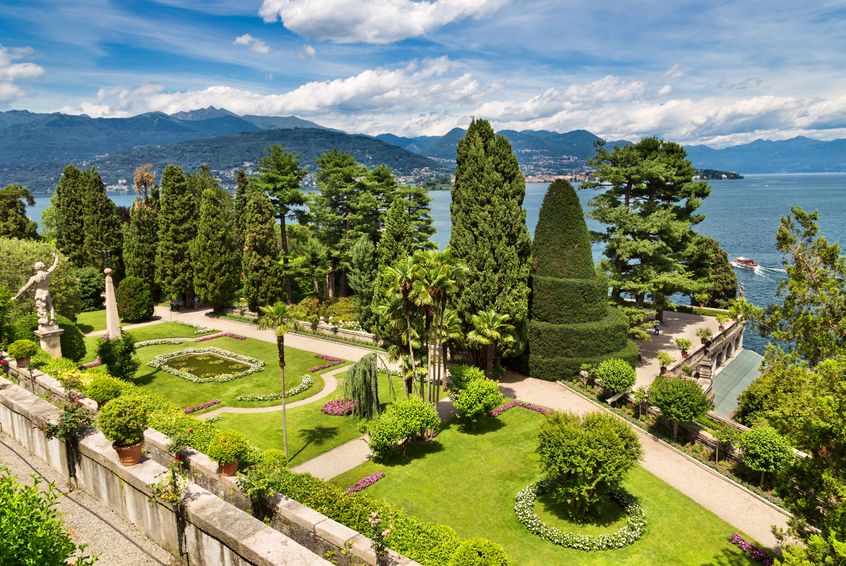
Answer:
28, 174, 846, 353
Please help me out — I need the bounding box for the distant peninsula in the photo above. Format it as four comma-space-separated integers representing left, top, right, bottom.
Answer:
694, 169, 744, 180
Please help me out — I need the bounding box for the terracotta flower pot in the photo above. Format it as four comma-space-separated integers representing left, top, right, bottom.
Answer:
114, 440, 144, 466
219, 461, 238, 476
15, 357, 30, 369
681, 350, 689, 358
659, 366, 667, 375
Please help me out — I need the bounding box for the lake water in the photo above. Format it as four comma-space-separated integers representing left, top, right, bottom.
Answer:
27, 173, 846, 353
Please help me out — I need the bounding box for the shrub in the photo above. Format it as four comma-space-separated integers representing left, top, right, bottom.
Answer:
536, 411, 642, 518
74, 267, 104, 312
96, 332, 139, 380
696, 327, 713, 340
115, 276, 153, 322
7, 339, 38, 360
737, 425, 795, 486
98, 395, 148, 446
674, 338, 692, 352
453, 379, 504, 422
447, 537, 510, 566
0, 466, 97, 566
11, 314, 87, 361
715, 313, 730, 327
86, 373, 129, 405
368, 395, 440, 459
594, 358, 635, 395
325, 297, 355, 322
649, 377, 711, 441
448, 364, 486, 393
206, 430, 251, 465
656, 351, 675, 368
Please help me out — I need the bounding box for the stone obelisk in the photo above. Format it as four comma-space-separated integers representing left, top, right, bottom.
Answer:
104, 268, 121, 339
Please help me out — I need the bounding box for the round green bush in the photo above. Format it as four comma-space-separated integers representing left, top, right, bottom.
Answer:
116, 276, 154, 322
453, 379, 504, 422
368, 396, 440, 459
448, 537, 510, 566
98, 395, 148, 447
96, 332, 139, 380
7, 339, 38, 360
11, 314, 87, 362
206, 430, 251, 464
448, 364, 486, 393
86, 374, 129, 405
595, 358, 636, 395
737, 424, 795, 478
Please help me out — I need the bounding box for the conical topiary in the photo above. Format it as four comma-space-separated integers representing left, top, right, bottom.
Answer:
527, 179, 637, 380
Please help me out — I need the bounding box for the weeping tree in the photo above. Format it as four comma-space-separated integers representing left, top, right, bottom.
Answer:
342, 353, 383, 420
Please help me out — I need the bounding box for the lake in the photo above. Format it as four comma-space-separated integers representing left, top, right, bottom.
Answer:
27, 173, 846, 353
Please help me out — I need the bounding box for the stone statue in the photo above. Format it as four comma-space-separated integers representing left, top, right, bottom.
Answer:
13, 253, 59, 328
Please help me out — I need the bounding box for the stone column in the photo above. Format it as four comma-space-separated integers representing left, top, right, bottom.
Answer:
104, 268, 121, 339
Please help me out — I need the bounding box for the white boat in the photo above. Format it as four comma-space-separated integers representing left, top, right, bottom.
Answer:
731, 257, 759, 270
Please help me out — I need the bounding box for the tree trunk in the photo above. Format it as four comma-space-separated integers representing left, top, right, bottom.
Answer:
339, 270, 347, 298
280, 213, 292, 304
487, 345, 494, 378
760, 470, 765, 487
326, 270, 335, 299
276, 332, 289, 460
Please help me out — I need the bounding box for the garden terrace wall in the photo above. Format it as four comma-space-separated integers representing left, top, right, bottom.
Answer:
1, 353, 96, 411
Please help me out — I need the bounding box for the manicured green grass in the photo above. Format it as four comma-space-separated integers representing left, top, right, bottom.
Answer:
75, 309, 107, 334
331, 408, 756, 565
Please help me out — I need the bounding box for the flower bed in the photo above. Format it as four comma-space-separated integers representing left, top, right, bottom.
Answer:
195, 332, 246, 342
347, 471, 385, 493
307, 354, 343, 373
148, 347, 265, 383
235, 374, 313, 402
135, 338, 187, 348
80, 359, 102, 368
177, 321, 215, 334
489, 400, 552, 417
514, 480, 646, 551
728, 533, 773, 565
321, 399, 356, 416
184, 400, 221, 414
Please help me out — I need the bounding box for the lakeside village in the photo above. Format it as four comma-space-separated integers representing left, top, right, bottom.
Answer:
0, 119, 839, 566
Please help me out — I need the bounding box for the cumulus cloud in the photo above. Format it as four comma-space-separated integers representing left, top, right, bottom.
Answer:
0, 45, 44, 103
297, 44, 316, 59
234, 34, 270, 55
665, 64, 685, 79
258, 0, 508, 44
657, 84, 672, 96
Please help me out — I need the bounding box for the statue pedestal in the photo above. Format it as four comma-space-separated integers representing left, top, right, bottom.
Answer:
35, 326, 64, 358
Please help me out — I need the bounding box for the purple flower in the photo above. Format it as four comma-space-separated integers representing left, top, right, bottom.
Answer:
488, 400, 552, 417
195, 332, 246, 342
81, 359, 103, 369
347, 471, 385, 493
322, 399, 356, 416
727, 533, 773, 565
307, 355, 343, 373
183, 399, 221, 414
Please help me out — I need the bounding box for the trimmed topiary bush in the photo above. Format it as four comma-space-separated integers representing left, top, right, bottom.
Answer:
86, 374, 130, 406
98, 395, 148, 447
447, 537, 511, 566
116, 276, 154, 322
11, 314, 86, 361
737, 424, 795, 486
206, 430, 251, 465
96, 332, 139, 380
453, 379, 504, 422
526, 180, 635, 380
595, 358, 636, 395
368, 395, 440, 459
448, 364, 486, 394
649, 377, 711, 441
7, 339, 38, 361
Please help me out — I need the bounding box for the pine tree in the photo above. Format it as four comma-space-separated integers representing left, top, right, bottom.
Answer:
254, 145, 306, 304
450, 118, 532, 358
526, 179, 636, 379
377, 198, 414, 269
348, 235, 378, 330
687, 235, 738, 307
0, 184, 37, 240
399, 184, 436, 250
192, 186, 238, 312
242, 190, 280, 311
81, 169, 124, 273
156, 164, 197, 303
54, 165, 87, 266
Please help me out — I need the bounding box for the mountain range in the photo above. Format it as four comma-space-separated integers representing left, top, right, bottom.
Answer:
1, 106, 845, 194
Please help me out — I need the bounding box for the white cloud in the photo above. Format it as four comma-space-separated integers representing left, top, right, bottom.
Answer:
0, 45, 44, 104
233, 33, 270, 55
259, 0, 508, 44
298, 44, 316, 59
658, 84, 672, 96
665, 64, 685, 79
0, 82, 25, 103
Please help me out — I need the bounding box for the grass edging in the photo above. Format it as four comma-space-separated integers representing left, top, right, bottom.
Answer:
555, 380, 792, 520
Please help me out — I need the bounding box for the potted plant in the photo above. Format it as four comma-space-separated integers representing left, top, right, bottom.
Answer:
206, 430, 250, 476
7, 339, 39, 369
715, 313, 729, 331
674, 338, 692, 358
657, 351, 675, 375
696, 327, 713, 344
98, 396, 148, 466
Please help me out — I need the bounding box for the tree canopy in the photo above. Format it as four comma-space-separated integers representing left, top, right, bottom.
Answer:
0, 184, 37, 240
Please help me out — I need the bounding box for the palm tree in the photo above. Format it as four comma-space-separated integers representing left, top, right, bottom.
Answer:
258, 301, 293, 460
382, 257, 420, 395
468, 309, 516, 378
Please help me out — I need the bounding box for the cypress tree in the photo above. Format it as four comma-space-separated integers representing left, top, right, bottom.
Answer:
124, 199, 159, 299
156, 164, 197, 303
450, 118, 532, 357
232, 169, 249, 262
242, 190, 280, 311
54, 165, 87, 266
348, 235, 378, 330
192, 186, 239, 312
82, 169, 123, 273
527, 180, 637, 380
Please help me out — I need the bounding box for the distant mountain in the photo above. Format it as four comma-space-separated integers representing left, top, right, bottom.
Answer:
242, 114, 329, 130
685, 136, 846, 173
169, 106, 238, 121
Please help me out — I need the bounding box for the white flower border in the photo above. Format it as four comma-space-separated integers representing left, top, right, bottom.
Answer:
514, 480, 646, 551
235, 374, 314, 402
148, 347, 265, 383
136, 338, 187, 347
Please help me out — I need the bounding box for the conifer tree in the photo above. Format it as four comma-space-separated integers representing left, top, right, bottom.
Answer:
254, 145, 306, 303
124, 200, 158, 298
377, 198, 414, 268
348, 235, 378, 330
156, 164, 197, 304
192, 186, 238, 312
81, 169, 123, 273
527, 179, 636, 379
54, 165, 87, 266
399, 184, 436, 250
0, 184, 37, 240
232, 169, 249, 262
450, 118, 532, 357
242, 190, 280, 311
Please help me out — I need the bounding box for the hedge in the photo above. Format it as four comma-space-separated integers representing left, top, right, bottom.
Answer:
527, 341, 638, 381
11, 314, 87, 361
530, 275, 608, 324
528, 307, 629, 359
531, 180, 596, 280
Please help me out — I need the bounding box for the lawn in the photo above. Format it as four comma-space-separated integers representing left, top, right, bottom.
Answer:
331, 407, 756, 565
216, 372, 404, 465
75, 309, 107, 334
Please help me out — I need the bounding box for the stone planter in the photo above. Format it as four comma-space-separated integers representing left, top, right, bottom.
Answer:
219, 461, 238, 476
114, 440, 144, 466
681, 350, 689, 358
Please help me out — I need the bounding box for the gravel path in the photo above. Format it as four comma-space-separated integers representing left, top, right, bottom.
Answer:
0, 434, 176, 566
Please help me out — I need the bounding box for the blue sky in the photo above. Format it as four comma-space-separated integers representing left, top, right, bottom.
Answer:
1, 0, 846, 145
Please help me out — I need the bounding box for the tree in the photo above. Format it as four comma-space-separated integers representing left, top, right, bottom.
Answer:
81, 169, 123, 273
737, 424, 794, 486
537, 411, 641, 518
649, 377, 711, 441
379, 256, 421, 395
0, 184, 37, 240
467, 310, 515, 378
398, 184, 436, 250
453, 378, 503, 422
367, 395, 440, 459
232, 169, 249, 264
342, 353, 382, 420
687, 236, 738, 307
156, 165, 198, 304
133, 163, 155, 201
450, 118, 532, 357
527, 179, 636, 380
257, 301, 294, 461
124, 199, 159, 299
369, 197, 416, 335
192, 186, 238, 312
74, 267, 104, 312
115, 276, 154, 322
96, 332, 140, 380
255, 145, 307, 303
348, 235, 378, 330
242, 190, 280, 312
594, 358, 636, 396
53, 165, 87, 267
582, 137, 711, 319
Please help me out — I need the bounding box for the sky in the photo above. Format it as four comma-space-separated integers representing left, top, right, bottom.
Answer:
2, 0, 846, 146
